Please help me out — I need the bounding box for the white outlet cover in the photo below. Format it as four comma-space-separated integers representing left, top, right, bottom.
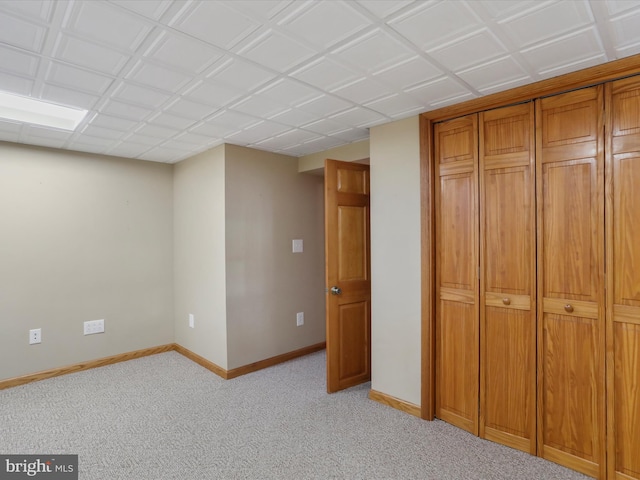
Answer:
296, 312, 304, 326
292, 239, 303, 253
189, 314, 194, 328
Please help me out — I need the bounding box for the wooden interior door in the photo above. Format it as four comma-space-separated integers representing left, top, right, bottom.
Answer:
607, 77, 640, 480
479, 103, 536, 454
435, 114, 480, 435
325, 159, 371, 393
536, 86, 606, 478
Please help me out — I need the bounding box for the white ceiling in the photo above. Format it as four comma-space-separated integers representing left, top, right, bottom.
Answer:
0, 0, 639, 164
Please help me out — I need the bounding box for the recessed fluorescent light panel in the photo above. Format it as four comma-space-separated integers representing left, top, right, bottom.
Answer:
0, 91, 88, 130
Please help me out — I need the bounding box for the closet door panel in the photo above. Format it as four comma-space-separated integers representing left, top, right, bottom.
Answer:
608, 77, 640, 480
435, 115, 479, 435
537, 86, 605, 478
480, 103, 536, 453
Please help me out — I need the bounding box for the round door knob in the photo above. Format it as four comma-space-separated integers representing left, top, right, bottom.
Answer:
564, 304, 574, 313
330, 286, 342, 295
502, 298, 511, 305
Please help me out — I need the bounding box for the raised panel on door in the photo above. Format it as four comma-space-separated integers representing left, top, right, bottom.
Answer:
479, 103, 536, 454
536, 86, 605, 479
435, 114, 479, 435
607, 77, 640, 480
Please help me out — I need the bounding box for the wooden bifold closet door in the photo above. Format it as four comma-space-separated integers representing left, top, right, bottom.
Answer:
434, 104, 537, 450
479, 103, 536, 454
536, 86, 606, 478
607, 77, 640, 480
434, 114, 479, 435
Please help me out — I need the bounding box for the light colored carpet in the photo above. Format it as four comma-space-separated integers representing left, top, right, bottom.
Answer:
0, 351, 589, 479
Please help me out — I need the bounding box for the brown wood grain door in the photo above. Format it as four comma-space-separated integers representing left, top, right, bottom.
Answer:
479, 103, 537, 454
325, 159, 371, 394
435, 114, 480, 435
536, 86, 606, 479
607, 77, 640, 480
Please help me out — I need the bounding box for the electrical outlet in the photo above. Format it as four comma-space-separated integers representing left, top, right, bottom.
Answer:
296, 312, 304, 327
84, 319, 104, 335
189, 313, 194, 328
292, 239, 303, 253
29, 328, 41, 345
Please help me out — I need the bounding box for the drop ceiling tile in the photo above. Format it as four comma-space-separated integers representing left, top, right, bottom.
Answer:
298, 135, 346, 151
267, 108, 319, 126
332, 29, 415, 74
329, 106, 389, 127
134, 123, 176, 139
183, 80, 244, 108
236, 120, 291, 141
390, 1, 482, 51
231, 95, 290, 118
429, 29, 507, 72
111, 82, 172, 108
610, 9, 640, 52
144, 31, 223, 74
69, 134, 117, 148
66, 1, 153, 52
430, 92, 475, 108
478, 0, 541, 20
81, 125, 127, 140
241, 30, 317, 71
458, 56, 529, 92
120, 132, 164, 146
46, 61, 114, 95
333, 127, 370, 142
521, 27, 605, 75
499, 1, 593, 49
0, 0, 53, 22
174, 131, 217, 145
0, 45, 40, 77
227, 0, 293, 20
171, 1, 259, 49
605, 1, 640, 15
127, 61, 192, 93
109, 0, 173, 21
302, 118, 351, 135
297, 94, 353, 117
364, 93, 425, 117
291, 57, 361, 90
147, 112, 197, 130
280, 1, 370, 50
356, 0, 414, 19
159, 138, 202, 151
332, 78, 394, 104
209, 110, 262, 130
163, 97, 218, 120
54, 35, 131, 76
373, 56, 442, 90
258, 128, 322, 149
407, 77, 473, 106
89, 114, 139, 132
139, 146, 191, 162
0, 71, 33, 96
206, 59, 277, 91
188, 120, 238, 139
0, 119, 23, 136
0, 130, 20, 143
100, 100, 154, 122
41, 84, 100, 110
256, 79, 322, 106
0, 11, 47, 52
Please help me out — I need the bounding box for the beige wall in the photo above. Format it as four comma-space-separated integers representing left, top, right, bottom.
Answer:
173, 145, 228, 369
0, 142, 174, 381
298, 140, 369, 173
369, 116, 422, 406
225, 145, 325, 369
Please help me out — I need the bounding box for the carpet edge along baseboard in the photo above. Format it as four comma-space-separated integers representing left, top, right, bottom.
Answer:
0, 344, 175, 390
0, 342, 327, 390
368, 389, 421, 418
